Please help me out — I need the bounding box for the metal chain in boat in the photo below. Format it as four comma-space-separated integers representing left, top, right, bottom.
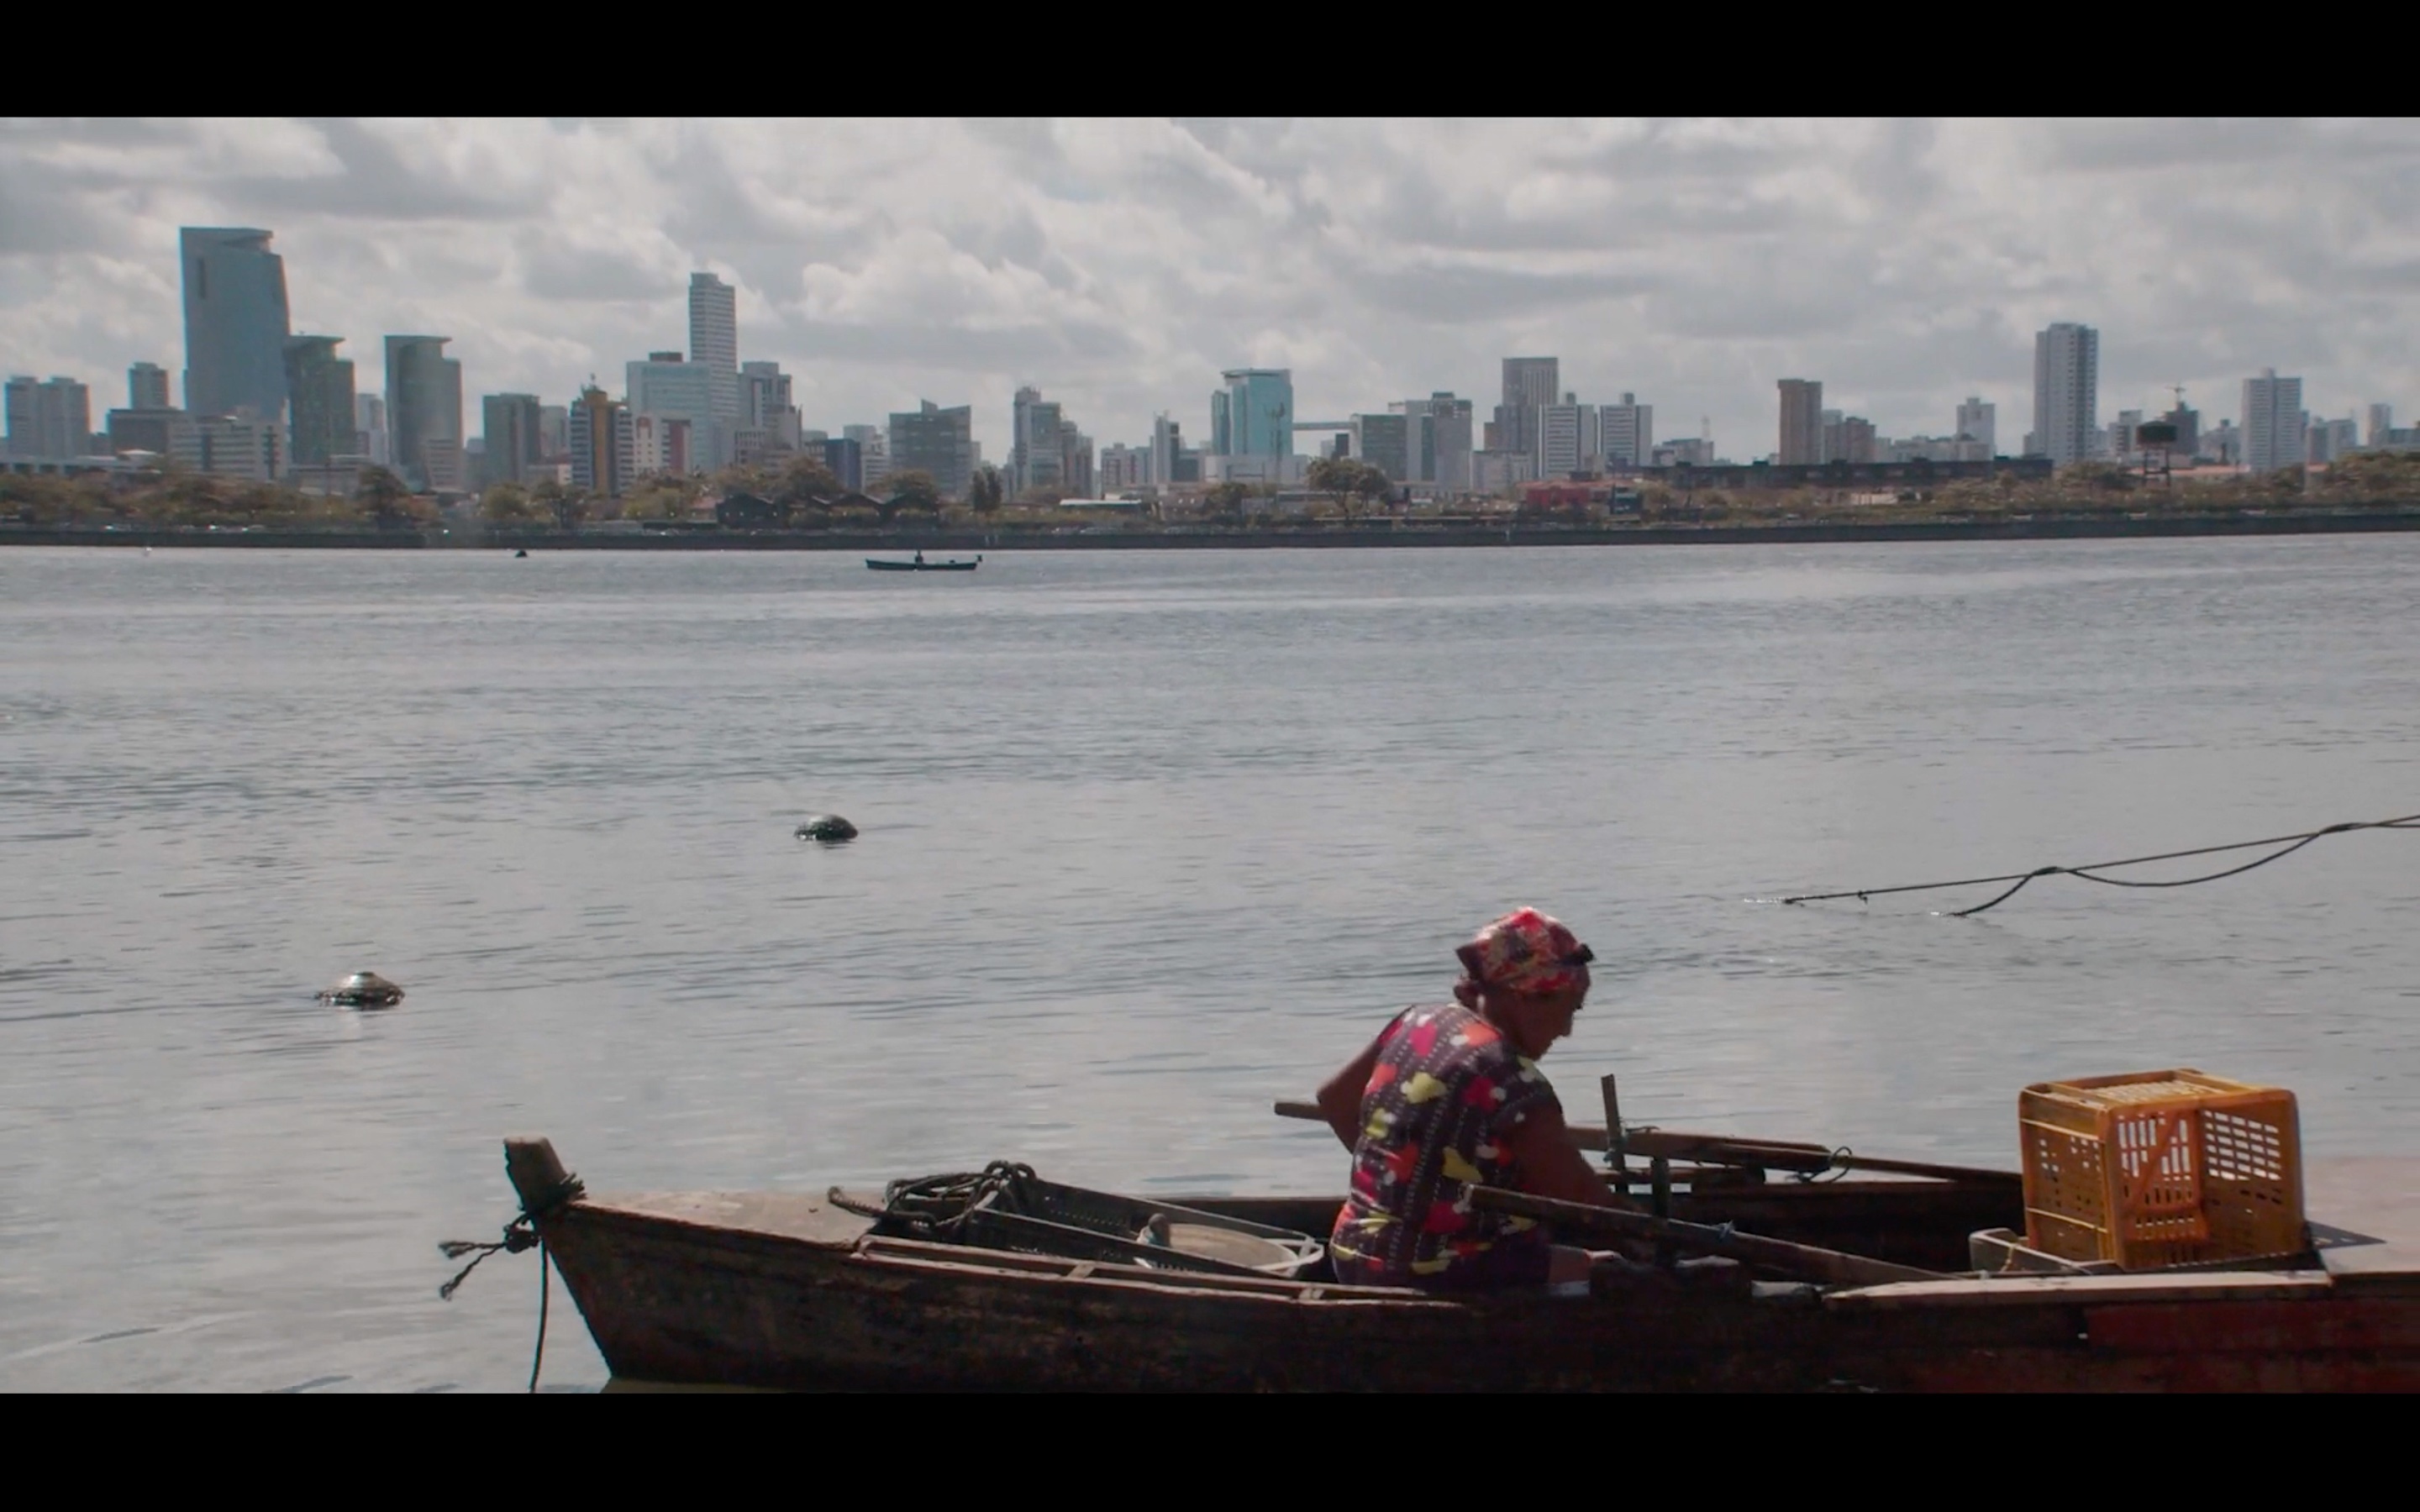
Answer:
434, 1173, 585, 1393
828, 1161, 1038, 1240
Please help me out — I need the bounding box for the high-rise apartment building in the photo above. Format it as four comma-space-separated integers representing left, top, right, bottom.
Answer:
1213, 369, 1294, 461
1355, 413, 1410, 480
282, 336, 355, 468
355, 393, 389, 467
128, 362, 172, 412
2367, 404, 2394, 447
568, 386, 634, 497
181, 228, 291, 421
1060, 421, 1093, 499
1776, 379, 1823, 465
1011, 386, 1066, 496
1387, 392, 1474, 492
1098, 444, 1147, 494
1150, 415, 1185, 487
844, 423, 890, 489
739, 360, 801, 454
1600, 393, 1653, 469
383, 335, 462, 492
537, 404, 568, 462
886, 400, 976, 499
1955, 396, 1996, 454
2308, 416, 2359, 466
4, 375, 93, 459
2242, 369, 2305, 474
481, 393, 542, 488
2031, 323, 2099, 465
1497, 357, 1559, 459
625, 354, 713, 473
1534, 396, 1596, 477
686, 272, 739, 465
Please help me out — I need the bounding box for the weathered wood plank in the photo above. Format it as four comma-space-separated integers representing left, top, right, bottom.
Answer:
1828, 1271, 2334, 1311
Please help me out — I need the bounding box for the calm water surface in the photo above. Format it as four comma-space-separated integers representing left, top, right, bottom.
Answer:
3, 538, 2417, 1390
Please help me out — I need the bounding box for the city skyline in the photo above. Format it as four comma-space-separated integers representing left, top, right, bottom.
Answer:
3, 118, 2416, 469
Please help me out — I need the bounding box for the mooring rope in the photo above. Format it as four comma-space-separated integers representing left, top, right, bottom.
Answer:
1781, 811, 2420, 916
436, 1173, 585, 1393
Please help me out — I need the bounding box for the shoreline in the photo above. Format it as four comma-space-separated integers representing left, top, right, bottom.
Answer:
5, 508, 2418, 552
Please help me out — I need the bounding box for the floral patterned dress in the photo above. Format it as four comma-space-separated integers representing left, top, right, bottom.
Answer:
1328, 1002, 1560, 1291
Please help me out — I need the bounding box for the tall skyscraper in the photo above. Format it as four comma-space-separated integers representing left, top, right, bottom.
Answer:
128, 362, 172, 412
1150, 415, 1184, 486
2368, 403, 2393, 447
1955, 396, 1996, 454
4, 375, 92, 458
1215, 369, 1293, 460
281, 336, 355, 468
1600, 392, 1653, 468
2242, 369, 2305, 473
537, 404, 567, 462
1389, 392, 1472, 491
687, 272, 739, 466
568, 386, 634, 497
2031, 323, 2099, 465
1776, 379, 1823, 465
1496, 357, 1559, 459
1011, 385, 1066, 495
383, 335, 462, 491
180, 228, 291, 421
481, 393, 542, 488
886, 400, 976, 498
355, 393, 389, 467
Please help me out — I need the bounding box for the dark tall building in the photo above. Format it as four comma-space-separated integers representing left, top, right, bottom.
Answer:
128, 362, 172, 411
282, 336, 356, 467
181, 228, 291, 420
822, 435, 864, 493
481, 393, 542, 488
1497, 356, 1558, 460
1777, 378, 1823, 465
384, 335, 462, 491
886, 400, 976, 499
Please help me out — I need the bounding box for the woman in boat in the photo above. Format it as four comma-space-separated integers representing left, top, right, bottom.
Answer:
1316, 907, 1633, 1293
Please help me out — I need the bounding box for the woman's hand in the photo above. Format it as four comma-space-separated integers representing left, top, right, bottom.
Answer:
1502, 1105, 1638, 1211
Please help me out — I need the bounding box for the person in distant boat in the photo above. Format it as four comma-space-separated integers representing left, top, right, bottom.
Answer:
1316, 907, 1633, 1293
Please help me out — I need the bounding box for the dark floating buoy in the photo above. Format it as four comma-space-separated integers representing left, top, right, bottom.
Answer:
318, 971, 405, 1008
514, 548, 529, 559
796, 815, 859, 843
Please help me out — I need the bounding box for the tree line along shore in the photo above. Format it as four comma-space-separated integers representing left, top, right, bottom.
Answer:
6, 449, 2418, 545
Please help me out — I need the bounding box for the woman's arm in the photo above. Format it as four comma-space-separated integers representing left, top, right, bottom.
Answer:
1313, 1029, 1390, 1153
1502, 1104, 1638, 1211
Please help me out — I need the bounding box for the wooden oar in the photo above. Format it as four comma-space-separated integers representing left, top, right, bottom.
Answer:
1271, 1100, 2018, 1186
1465, 1186, 1944, 1288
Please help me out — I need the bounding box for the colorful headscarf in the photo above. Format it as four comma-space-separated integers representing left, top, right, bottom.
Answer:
1455, 907, 1594, 996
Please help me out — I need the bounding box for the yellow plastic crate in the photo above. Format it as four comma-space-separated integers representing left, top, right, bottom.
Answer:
2019, 1069, 2304, 1270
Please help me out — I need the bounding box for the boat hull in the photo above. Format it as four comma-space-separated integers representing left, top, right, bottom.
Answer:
520, 1179, 2420, 1392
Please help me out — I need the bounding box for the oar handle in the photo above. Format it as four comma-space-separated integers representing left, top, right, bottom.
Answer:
1271, 1100, 2017, 1185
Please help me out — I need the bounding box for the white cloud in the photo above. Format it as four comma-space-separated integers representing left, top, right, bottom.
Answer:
2, 117, 2414, 459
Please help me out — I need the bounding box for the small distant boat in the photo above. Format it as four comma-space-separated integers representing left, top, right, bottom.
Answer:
866, 553, 980, 573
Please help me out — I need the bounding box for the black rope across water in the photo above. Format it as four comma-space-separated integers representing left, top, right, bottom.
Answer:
1781, 811, 2420, 917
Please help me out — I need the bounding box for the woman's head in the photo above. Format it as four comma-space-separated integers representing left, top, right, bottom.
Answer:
1452, 907, 1594, 1057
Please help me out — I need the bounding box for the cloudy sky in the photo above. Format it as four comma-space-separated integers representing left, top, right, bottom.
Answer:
4, 118, 2415, 460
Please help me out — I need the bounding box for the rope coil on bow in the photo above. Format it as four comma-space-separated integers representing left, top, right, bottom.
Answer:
435, 1173, 584, 1393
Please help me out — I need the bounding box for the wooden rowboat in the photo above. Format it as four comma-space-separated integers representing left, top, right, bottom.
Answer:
491, 1129, 2420, 1392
